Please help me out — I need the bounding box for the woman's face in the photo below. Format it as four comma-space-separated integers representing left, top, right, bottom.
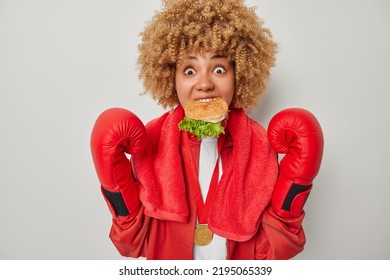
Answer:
175, 51, 235, 109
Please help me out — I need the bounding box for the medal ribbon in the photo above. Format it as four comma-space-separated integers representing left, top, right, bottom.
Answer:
181, 131, 226, 225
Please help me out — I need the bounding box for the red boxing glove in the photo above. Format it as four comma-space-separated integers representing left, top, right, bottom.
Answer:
90, 108, 146, 218
267, 108, 324, 218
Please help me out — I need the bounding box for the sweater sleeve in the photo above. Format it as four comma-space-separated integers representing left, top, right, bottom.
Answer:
255, 207, 306, 260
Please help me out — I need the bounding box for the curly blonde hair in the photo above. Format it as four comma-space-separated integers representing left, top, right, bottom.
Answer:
138, 0, 277, 109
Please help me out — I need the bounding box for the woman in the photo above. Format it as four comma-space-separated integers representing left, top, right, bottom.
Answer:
90, 0, 323, 260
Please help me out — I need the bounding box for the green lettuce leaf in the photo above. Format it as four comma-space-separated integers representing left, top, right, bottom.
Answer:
178, 117, 225, 139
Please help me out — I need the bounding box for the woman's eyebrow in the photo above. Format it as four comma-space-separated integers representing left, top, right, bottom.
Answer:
211, 54, 225, 59
184, 54, 225, 60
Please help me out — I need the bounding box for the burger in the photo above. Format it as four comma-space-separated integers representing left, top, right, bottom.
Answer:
178, 98, 229, 139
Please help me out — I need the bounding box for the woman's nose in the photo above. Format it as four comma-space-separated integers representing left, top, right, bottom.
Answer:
195, 72, 214, 91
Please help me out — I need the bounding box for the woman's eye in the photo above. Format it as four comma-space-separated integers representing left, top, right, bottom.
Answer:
184, 68, 195, 75
214, 66, 226, 74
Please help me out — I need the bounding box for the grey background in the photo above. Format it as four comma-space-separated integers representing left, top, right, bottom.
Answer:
1, 0, 389, 259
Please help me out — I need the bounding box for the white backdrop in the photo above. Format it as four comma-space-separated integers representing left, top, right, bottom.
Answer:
1, 0, 389, 259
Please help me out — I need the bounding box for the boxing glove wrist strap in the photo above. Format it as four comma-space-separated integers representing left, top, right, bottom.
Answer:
272, 177, 312, 218
101, 180, 140, 218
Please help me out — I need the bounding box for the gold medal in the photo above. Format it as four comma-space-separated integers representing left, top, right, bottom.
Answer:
194, 225, 214, 246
